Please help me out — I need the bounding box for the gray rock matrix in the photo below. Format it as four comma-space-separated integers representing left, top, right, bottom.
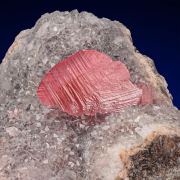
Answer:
0, 10, 179, 180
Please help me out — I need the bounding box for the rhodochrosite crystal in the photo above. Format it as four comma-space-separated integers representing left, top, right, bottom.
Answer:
137, 83, 154, 105
37, 50, 142, 116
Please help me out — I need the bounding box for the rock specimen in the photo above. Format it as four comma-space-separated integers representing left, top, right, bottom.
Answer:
0, 10, 179, 179
37, 49, 142, 116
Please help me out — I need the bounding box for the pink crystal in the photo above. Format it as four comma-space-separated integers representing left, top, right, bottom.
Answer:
137, 83, 154, 105
37, 50, 142, 116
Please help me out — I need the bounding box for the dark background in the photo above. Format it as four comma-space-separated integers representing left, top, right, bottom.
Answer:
0, 0, 179, 108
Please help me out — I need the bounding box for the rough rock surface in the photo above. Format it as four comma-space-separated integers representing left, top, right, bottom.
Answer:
0, 10, 179, 180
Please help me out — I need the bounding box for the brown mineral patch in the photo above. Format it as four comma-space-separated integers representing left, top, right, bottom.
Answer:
118, 127, 180, 179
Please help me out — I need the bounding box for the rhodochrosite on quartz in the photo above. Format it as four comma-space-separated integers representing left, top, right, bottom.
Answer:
37, 50, 142, 116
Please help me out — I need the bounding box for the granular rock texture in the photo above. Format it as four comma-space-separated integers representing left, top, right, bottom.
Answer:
0, 10, 179, 180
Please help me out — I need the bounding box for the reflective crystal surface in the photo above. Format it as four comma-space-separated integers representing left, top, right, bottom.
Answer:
37, 50, 142, 116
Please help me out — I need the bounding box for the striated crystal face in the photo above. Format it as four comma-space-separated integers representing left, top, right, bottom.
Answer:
37, 50, 142, 116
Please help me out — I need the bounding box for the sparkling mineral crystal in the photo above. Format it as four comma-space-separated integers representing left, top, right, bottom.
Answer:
37, 50, 142, 116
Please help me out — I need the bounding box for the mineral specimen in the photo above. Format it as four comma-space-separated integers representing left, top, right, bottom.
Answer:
0, 10, 179, 180
37, 50, 142, 116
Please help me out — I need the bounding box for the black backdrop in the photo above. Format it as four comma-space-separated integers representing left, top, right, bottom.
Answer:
0, 0, 179, 108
